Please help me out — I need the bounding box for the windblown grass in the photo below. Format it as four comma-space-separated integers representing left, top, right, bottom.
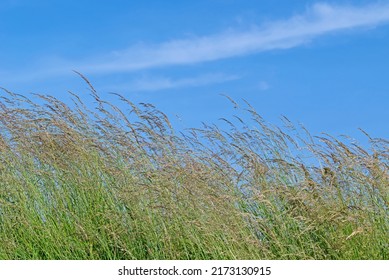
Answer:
0, 78, 388, 259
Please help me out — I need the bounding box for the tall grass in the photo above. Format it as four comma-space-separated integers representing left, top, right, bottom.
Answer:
0, 78, 388, 259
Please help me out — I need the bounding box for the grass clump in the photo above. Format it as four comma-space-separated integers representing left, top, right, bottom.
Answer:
0, 79, 388, 259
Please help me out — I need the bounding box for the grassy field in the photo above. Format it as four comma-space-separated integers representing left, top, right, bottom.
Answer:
0, 79, 388, 259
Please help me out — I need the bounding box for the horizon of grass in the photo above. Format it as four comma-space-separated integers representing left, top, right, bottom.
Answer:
0, 77, 388, 259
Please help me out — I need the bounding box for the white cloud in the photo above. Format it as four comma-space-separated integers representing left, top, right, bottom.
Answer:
4, 1, 389, 85
113, 73, 240, 92
258, 81, 270, 91
78, 2, 389, 74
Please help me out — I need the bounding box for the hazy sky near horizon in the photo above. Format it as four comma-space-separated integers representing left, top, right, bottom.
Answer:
1, 0, 389, 141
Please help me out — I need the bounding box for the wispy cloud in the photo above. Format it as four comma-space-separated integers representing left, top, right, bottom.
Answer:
258, 81, 270, 91
111, 73, 240, 92
4, 1, 389, 85
78, 2, 389, 74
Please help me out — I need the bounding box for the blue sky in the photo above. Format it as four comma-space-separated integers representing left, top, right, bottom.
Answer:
1, 0, 389, 143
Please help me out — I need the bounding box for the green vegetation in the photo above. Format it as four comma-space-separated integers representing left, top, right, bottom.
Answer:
0, 78, 388, 259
